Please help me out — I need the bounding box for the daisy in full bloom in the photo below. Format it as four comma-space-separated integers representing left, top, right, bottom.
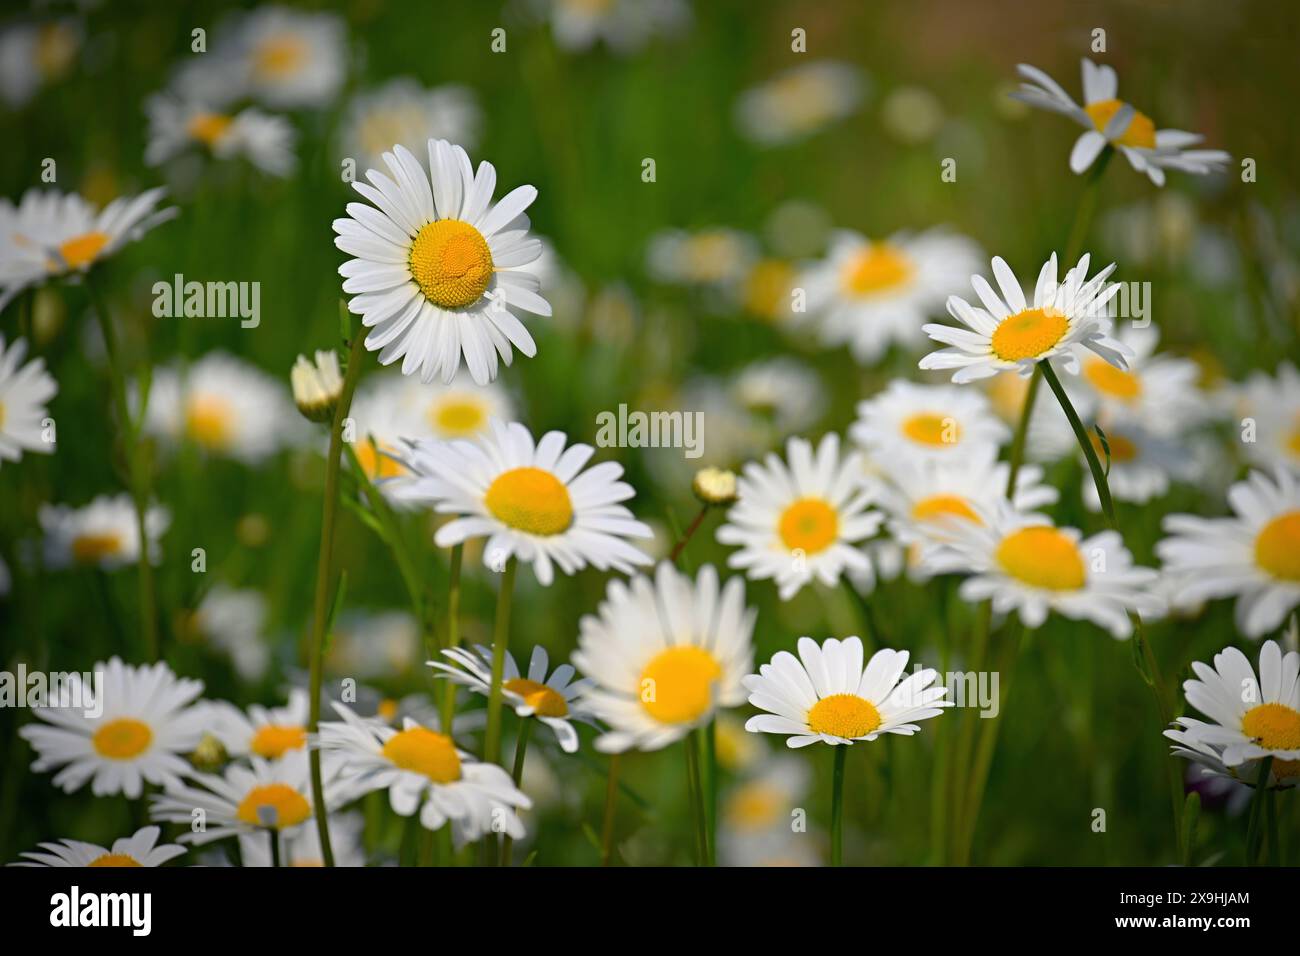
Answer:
396, 420, 653, 585
1008, 59, 1230, 186
734, 61, 865, 146
341, 78, 481, 175
1167, 717, 1297, 792
0, 334, 57, 467
716, 433, 882, 600
743, 636, 951, 747
573, 562, 755, 753
206, 688, 312, 762
541, 0, 690, 54
10, 826, 186, 868
718, 755, 817, 867
143, 94, 296, 176
919, 253, 1131, 384
18, 658, 206, 798
430, 644, 595, 753
239, 810, 367, 867
220, 6, 346, 110
921, 504, 1162, 638
0, 188, 175, 310
1157, 468, 1300, 638
799, 228, 983, 364
317, 703, 530, 845
851, 380, 1010, 464
334, 139, 550, 385
0, 19, 80, 108
39, 494, 170, 571
1234, 362, 1300, 474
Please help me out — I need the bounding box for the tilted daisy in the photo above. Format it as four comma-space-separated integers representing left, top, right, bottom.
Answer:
1157, 467, 1300, 638
333, 139, 551, 385
341, 78, 481, 175
143, 94, 296, 177
743, 636, 951, 747
39, 494, 169, 571
1009, 58, 1230, 186
397, 419, 653, 585
734, 61, 865, 147
18, 658, 206, 798
800, 228, 983, 364
316, 702, 530, 845
206, 688, 312, 762
429, 644, 595, 753
919, 253, 1130, 383
1167, 717, 1297, 791
11, 826, 186, 868
716, 433, 882, 600
0, 334, 57, 467
573, 562, 755, 753
851, 380, 1010, 464
1234, 362, 1300, 474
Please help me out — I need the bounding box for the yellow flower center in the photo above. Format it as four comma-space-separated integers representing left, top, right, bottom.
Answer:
503, 678, 569, 718
1241, 703, 1300, 751
639, 646, 723, 725
253, 35, 307, 79
987, 371, 1030, 423
88, 853, 142, 867
187, 112, 234, 146
1090, 429, 1138, 463
54, 231, 109, 271
1085, 98, 1158, 150
726, 782, 784, 830
1254, 511, 1300, 582
744, 259, 794, 320
377, 698, 399, 722
71, 532, 124, 564
409, 219, 494, 309
92, 718, 153, 760
902, 412, 960, 447
381, 727, 462, 783
842, 243, 914, 296
991, 307, 1070, 362
485, 466, 574, 536
806, 693, 881, 738
778, 497, 839, 555
429, 398, 488, 437
249, 724, 307, 759
1287, 418, 1300, 460
1083, 357, 1142, 401
996, 526, 1085, 591
911, 494, 981, 524
185, 395, 235, 449
355, 438, 408, 480
236, 784, 311, 829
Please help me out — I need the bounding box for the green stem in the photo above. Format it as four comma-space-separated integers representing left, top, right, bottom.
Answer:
1039, 362, 1116, 523
268, 829, 280, 868
1246, 757, 1273, 865
1063, 146, 1112, 266
440, 544, 463, 735
830, 745, 847, 867
670, 504, 709, 565
600, 753, 622, 866
482, 557, 518, 766
706, 719, 718, 867
1002, 367, 1042, 498
685, 730, 709, 865
500, 718, 533, 866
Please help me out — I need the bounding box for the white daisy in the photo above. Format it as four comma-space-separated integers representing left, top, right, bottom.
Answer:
341, 78, 480, 176
18, 658, 205, 798
573, 562, 755, 753
143, 94, 296, 176
1157, 467, 1300, 638
207, 689, 312, 762
223, 6, 347, 110
743, 636, 951, 748
11, 826, 186, 868
734, 61, 865, 146
189, 585, 271, 682
729, 358, 826, 436
1075, 418, 1195, 511
0, 334, 56, 466
39, 494, 169, 571
238, 810, 367, 867
645, 227, 757, 289
333, 139, 551, 385
0, 19, 80, 109
1234, 362, 1300, 474
1167, 717, 1296, 791
717, 433, 882, 600
1066, 323, 1205, 435
542, 0, 690, 54
851, 380, 1010, 464
326, 609, 421, 681
1009, 58, 1230, 186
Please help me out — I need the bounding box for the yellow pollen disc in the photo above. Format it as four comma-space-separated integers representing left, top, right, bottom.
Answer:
1254, 511, 1300, 582
429, 398, 488, 437
236, 784, 311, 829
409, 219, 494, 309
912, 494, 981, 524
71, 532, 124, 564
842, 243, 914, 296
381, 727, 462, 783
187, 112, 233, 146
92, 718, 153, 760
1090, 430, 1137, 463
744, 259, 794, 320
987, 371, 1030, 422
254, 35, 306, 79
996, 526, 1085, 591
639, 646, 723, 725
185, 395, 235, 449
377, 698, 399, 722
1085, 98, 1157, 149
1241, 703, 1300, 751
1083, 357, 1142, 401
902, 412, 960, 447
54, 231, 109, 271
726, 783, 784, 829
778, 497, 839, 555
503, 678, 569, 717
88, 853, 142, 867
355, 439, 408, 480
807, 693, 881, 738
485, 466, 574, 536
991, 308, 1070, 362
249, 724, 307, 759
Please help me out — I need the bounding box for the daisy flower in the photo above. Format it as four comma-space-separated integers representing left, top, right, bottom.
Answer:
0, 19, 80, 109
341, 78, 481, 175
290, 349, 344, 423
646, 227, 757, 290
1009, 58, 1230, 186
734, 61, 865, 146
1167, 717, 1296, 791
187, 584, 270, 682
333, 139, 550, 385
743, 636, 951, 747
397, 419, 652, 585
851, 380, 1010, 464
919, 253, 1130, 383
143, 94, 296, 176
730, 357, 827, 436
18, 658, 206, 798
1234, 362, 1300, 474
0, 334, 57, 467
223, 6, 347, 110
541, 0, 690, 54
1157, 468, 1300, 638
39, 494, 169, 571
716, 433, 882, 600
11, 826, 185, 868
573, 562, 755, 753
326, 610, 421, 681
800, 228, 983, 364
238, 810, 367, 867
429, 644, 595, 753
1074, 418, 1195, 510
316, 703, 530, 845
206, 688, 312, 762
1066, 323, 1205, 435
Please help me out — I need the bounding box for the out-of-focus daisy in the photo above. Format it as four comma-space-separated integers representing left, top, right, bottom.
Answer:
341, 78, 480, 175
1009, 59, 1230, 186
397, 420, 652, 585
718, 755, 817, 867
239, 810, 367, 867
317, 702, 530, 845
19, 658, 205, 798
187, 584, 271, 682
730, 357, 826, 436
574, 562, 754, 753
1075, 419, 1195, 511
0, 334, 56, 467
207, 689, 311, 761
800, 228, 981, 365
334, 140, 550, 385
1235, 362, 1300, 474
717, 433, 882, 600
744, 636, 950, 747
735, 61, 865, 146
39, 494, 169, 571
326, 609, 420, 680
430, 644, 595, 753
1066, 323, 1204, 435
1157, 468, 1300, 638
144, 95, 296, 176
739, 257, 797, 323
0, 19, 80, 108
290, 349, 343, 423
407, 373, 513, 442
880, 85, 945, 144
540, 0, 690, 54
11, 826, 185, 868
851, 380, 1009, 464
920, 253, 1130, 383
646, 227, 757, 290
223, 6, 347, 110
